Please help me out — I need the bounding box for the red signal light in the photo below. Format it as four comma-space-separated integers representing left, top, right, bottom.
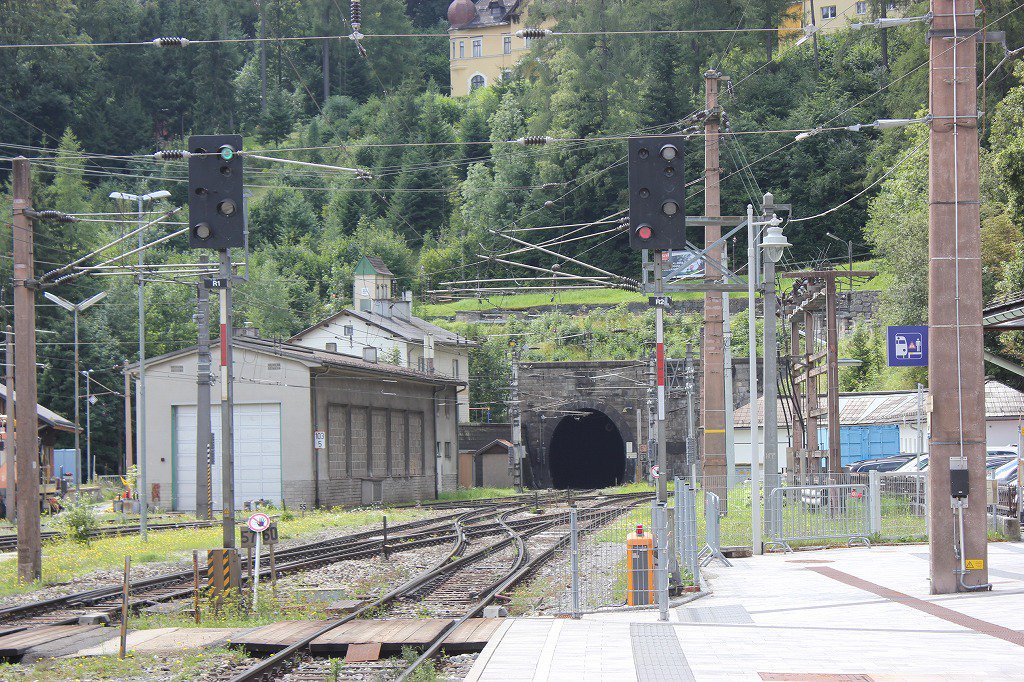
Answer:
636, 224, 653, 241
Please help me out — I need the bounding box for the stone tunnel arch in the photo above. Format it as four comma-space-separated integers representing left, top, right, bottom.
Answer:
547, 402, 633, 489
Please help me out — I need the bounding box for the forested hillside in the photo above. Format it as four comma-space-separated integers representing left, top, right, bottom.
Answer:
4, 0, 1024, 468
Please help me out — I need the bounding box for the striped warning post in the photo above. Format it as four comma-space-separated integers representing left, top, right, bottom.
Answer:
206, 548, 240, 601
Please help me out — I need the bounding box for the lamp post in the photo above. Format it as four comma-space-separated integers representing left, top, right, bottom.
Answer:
43, 291, 107, 491
109, 189, 170, 541
759, 209, 791, 538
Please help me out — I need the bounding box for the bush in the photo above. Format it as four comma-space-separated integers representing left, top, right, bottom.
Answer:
56, 496, 99, 545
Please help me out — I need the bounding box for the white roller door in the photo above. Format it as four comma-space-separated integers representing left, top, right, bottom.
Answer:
174, 403, 282, 511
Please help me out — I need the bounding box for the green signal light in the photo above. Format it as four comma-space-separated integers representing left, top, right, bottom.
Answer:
219, 145, 235, 161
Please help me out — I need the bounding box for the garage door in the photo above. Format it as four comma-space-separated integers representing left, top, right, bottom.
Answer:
174, 403, 282, 511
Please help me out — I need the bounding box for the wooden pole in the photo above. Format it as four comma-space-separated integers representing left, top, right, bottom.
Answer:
119, 556, 130, 659
381, 515, 388, 559
12, 157, 40, 583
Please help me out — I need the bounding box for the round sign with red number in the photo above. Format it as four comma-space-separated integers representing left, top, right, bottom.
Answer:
247, 512, 271, 533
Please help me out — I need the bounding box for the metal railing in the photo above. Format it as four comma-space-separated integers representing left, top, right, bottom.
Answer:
765, 483, 871, 552
673, 477, 700, 584
699, 491, 733, 567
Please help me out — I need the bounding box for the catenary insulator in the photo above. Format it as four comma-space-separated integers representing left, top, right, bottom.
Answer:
516, 136, 555, 146
32, 210, 78, 223
515, 28, 553, 39
152, 36, 190, 47
153, 149, 191, 161
350, 0, 362, 30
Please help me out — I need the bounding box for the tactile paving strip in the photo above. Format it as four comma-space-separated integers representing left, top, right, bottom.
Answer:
630, 623, 696, 682
676, 604, 754, 624
808, 566, 1024, 647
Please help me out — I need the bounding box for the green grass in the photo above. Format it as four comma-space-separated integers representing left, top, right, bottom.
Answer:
416, 260, 889, 319
436, 486, 518, 502
0, 647, 249, 681
131, 585, 330, 630
0, 505, 432, 598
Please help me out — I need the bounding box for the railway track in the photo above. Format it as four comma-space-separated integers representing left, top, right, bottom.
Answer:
0, 490, 605, 627
225, 492, 648, 682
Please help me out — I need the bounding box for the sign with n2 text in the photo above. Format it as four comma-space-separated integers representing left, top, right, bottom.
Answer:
887, 326, 928, 367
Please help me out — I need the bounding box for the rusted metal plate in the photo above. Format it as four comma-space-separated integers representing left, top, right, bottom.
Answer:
345, 641, 382, 662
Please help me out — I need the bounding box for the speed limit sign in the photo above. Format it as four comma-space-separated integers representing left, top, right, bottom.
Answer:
650, 465, 660, 479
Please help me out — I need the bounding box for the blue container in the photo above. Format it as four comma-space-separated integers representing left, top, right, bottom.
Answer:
52, 448, 78, 485
818, 424, 901, 466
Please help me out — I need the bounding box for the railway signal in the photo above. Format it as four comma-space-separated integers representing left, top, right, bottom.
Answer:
627, 135, 686, 251
187, 134, 244, 249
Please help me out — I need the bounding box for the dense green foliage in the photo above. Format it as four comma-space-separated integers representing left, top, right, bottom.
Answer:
5, 0, 1024, 468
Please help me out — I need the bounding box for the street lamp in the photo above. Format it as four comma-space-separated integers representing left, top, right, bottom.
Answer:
758, 209, 790, 548
43, 291, 107, 492
109, 189, 170, 541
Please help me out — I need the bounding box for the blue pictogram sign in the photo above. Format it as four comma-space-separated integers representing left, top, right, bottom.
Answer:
887, 326, 928, 367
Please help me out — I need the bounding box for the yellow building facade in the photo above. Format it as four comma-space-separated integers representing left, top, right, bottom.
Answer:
786, 1, 902, 34
447, 0, 542, 97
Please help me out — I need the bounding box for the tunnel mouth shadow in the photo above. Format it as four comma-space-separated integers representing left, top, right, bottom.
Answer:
548, 409, 626, 489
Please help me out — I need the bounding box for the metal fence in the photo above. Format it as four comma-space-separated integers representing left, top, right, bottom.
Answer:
765, 483, 871, 552
870, 471, 929, 540
553, 502, 654, 615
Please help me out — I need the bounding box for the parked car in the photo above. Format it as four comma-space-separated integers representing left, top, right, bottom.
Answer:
893, 452, 1014, 474
846, 455, 914, 473
990, 459, 1021, 485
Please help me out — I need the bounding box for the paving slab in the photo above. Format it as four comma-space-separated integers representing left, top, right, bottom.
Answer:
466, 542, 1024, 681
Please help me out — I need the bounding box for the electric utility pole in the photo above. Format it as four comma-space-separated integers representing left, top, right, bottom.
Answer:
509, 344, 524, 492
703, 70, 728, 507
927, 0, 988, 593
12, 157, 41, 582
5, 325, 14, 522
196, 264, 212, 520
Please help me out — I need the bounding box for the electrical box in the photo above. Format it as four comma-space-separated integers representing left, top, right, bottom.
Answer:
950, 461, 969, 499
626, 524, 655, 605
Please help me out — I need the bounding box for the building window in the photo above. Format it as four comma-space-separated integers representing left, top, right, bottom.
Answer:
472, 38, 482, 57
821, 5, 837, 19
444, 441, 452, 460
451, 40, 455, 59
855, 1, 867, 14
470, 74, 486, 90
326, 342, 337, 352
459, 41, 465, 58
452, 359, 460, 379
524, 35, 534, 48
343, 325, 354, 337
503, 35, 512, 54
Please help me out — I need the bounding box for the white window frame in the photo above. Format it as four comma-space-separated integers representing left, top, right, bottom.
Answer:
469, 73, 487, 91
472, 37, 483, 58
855, 1, 868, 14
459, 40, 465, 59
821, 5, 837, 19
503, 35, 512, 54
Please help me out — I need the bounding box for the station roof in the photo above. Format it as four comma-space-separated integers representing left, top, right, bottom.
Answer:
0, 385, 76, 433
734, 380, 1024, 428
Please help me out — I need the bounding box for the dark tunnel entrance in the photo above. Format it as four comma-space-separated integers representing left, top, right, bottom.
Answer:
548, 410, 626, 489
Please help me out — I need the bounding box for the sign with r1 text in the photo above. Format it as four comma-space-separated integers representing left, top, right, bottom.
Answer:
887, 326, 928, 367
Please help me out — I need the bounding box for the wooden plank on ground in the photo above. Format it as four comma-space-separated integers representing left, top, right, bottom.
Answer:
309, 618, 452, 656
442, 618, 504, 653
0, 625, 101, 658
231, 620, 335, 653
